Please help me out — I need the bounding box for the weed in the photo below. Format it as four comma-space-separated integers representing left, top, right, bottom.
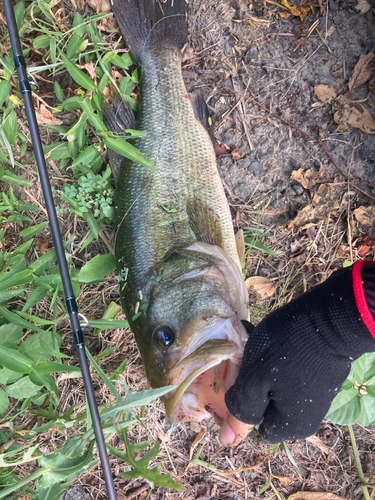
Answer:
54, 165, 115, 223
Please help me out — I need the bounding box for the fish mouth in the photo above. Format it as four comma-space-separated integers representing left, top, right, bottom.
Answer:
164, 318, 247, 423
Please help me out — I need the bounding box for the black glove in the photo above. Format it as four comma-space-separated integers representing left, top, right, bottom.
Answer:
225, 261, 375, 443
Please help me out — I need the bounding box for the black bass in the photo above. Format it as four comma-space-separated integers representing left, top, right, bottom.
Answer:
105, 0, 249, 423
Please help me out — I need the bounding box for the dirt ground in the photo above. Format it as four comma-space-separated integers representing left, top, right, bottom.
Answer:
3, 0, 375, 498
60, 0, 375, 498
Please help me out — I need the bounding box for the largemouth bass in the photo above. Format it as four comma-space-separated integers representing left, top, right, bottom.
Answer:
105, 0, 249, 423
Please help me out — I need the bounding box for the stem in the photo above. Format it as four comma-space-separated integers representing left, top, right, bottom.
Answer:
347, 424, 371, 500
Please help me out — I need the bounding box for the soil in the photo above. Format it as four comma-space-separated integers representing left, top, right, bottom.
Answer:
3, 0, 375, 498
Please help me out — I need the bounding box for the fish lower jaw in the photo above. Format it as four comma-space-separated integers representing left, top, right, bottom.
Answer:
165, 358, 240, 425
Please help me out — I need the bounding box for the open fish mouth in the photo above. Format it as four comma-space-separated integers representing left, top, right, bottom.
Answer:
164, 318, 247, 423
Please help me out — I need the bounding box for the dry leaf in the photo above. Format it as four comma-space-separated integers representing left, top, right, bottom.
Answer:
231, 147, 246, 160
235, 229, 245, 266
245, 276, 276, 299
354, 0, 371, 14
35, 238, 50, 255
243, 15, 272, 26
290, 168, 319, 189
280, 0, 310, 20
84, 62, 96, 80
334, 96, 375, 134
286, 184, 341, 232
306, 435, 332, 455
336, 245, 351, 258
189, 428, 206, 460
273, 474, 293, 486
348, 105, 375, 134
9, 95, 23, 106
354, 206, 375, 227
35, 105, 63, 126
182, 46, 194, 63
289, 493, 350, 500
348, 52, 375, 92
100, 16, 118, 32
358, 233, 375, 257
314, 84, 336, 104
332, 67, 343, 78
290, 240, 302, 253
87, 0, 111, 13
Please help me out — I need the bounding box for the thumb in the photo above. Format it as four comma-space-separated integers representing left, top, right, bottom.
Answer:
220, 412, 254, 447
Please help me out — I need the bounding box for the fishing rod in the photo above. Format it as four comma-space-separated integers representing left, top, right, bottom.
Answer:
2, 1, 118, 498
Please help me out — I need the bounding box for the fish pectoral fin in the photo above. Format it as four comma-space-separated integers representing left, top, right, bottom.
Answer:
187, 198, 224, 249
235, 229, 245, 267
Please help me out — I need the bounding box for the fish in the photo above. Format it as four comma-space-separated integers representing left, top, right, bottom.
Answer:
104, 0, 250, 423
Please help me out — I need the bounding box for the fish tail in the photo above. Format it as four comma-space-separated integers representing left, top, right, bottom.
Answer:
109, 0, 188, 61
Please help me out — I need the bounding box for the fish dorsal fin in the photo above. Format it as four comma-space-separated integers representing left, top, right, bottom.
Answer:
190, 91, 212, 132
103, 95, 137, 185
190, 90, 228, 157
187, 198, 224, 248
235, 229, 245, 267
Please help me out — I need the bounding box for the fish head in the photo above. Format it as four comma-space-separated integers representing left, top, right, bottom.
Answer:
135, 242, 249, 423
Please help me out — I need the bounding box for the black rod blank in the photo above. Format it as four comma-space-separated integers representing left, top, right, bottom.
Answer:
2, 1, 117, 498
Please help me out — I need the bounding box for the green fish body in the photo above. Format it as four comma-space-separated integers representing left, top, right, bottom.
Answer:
106, 0, 249, 423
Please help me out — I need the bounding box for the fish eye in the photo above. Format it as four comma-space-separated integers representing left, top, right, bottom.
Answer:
154, 326, 175, 348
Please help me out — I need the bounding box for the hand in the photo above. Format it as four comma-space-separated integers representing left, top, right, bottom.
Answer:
220, 262, 375, 446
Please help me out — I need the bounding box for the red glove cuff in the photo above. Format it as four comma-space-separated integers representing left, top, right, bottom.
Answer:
353, 260, 375, 338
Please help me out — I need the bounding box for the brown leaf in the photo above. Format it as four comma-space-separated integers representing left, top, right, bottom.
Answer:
189, 427, 206, 460
334, 97, 375, 134
101, 16, 118, 32
289, 493, 350, 500
332, 67, 343, 79
290, 240, 302, 254
354, 206, 375, 227
273, 474, 293, 486
35, 105, 63, 126
336, 245, 351, 258
243, 15, 272, 26
235, 229, 245, 266
314, 84, 336, 104
358, 234, 375, 257
286, 184, 341, 232
290, 168, 319, 189
348, 104, 375, 134
354, 0, 371, 14
349, 52, 375, 91
84, 62, 96, 80
35, 238, 50, 255
245, 276, 276, 299
231, 147, 246, 160
306, 435, 332, 455
86, 0, 111, 13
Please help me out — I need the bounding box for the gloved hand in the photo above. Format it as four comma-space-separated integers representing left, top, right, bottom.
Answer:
220, 261, 375, 445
